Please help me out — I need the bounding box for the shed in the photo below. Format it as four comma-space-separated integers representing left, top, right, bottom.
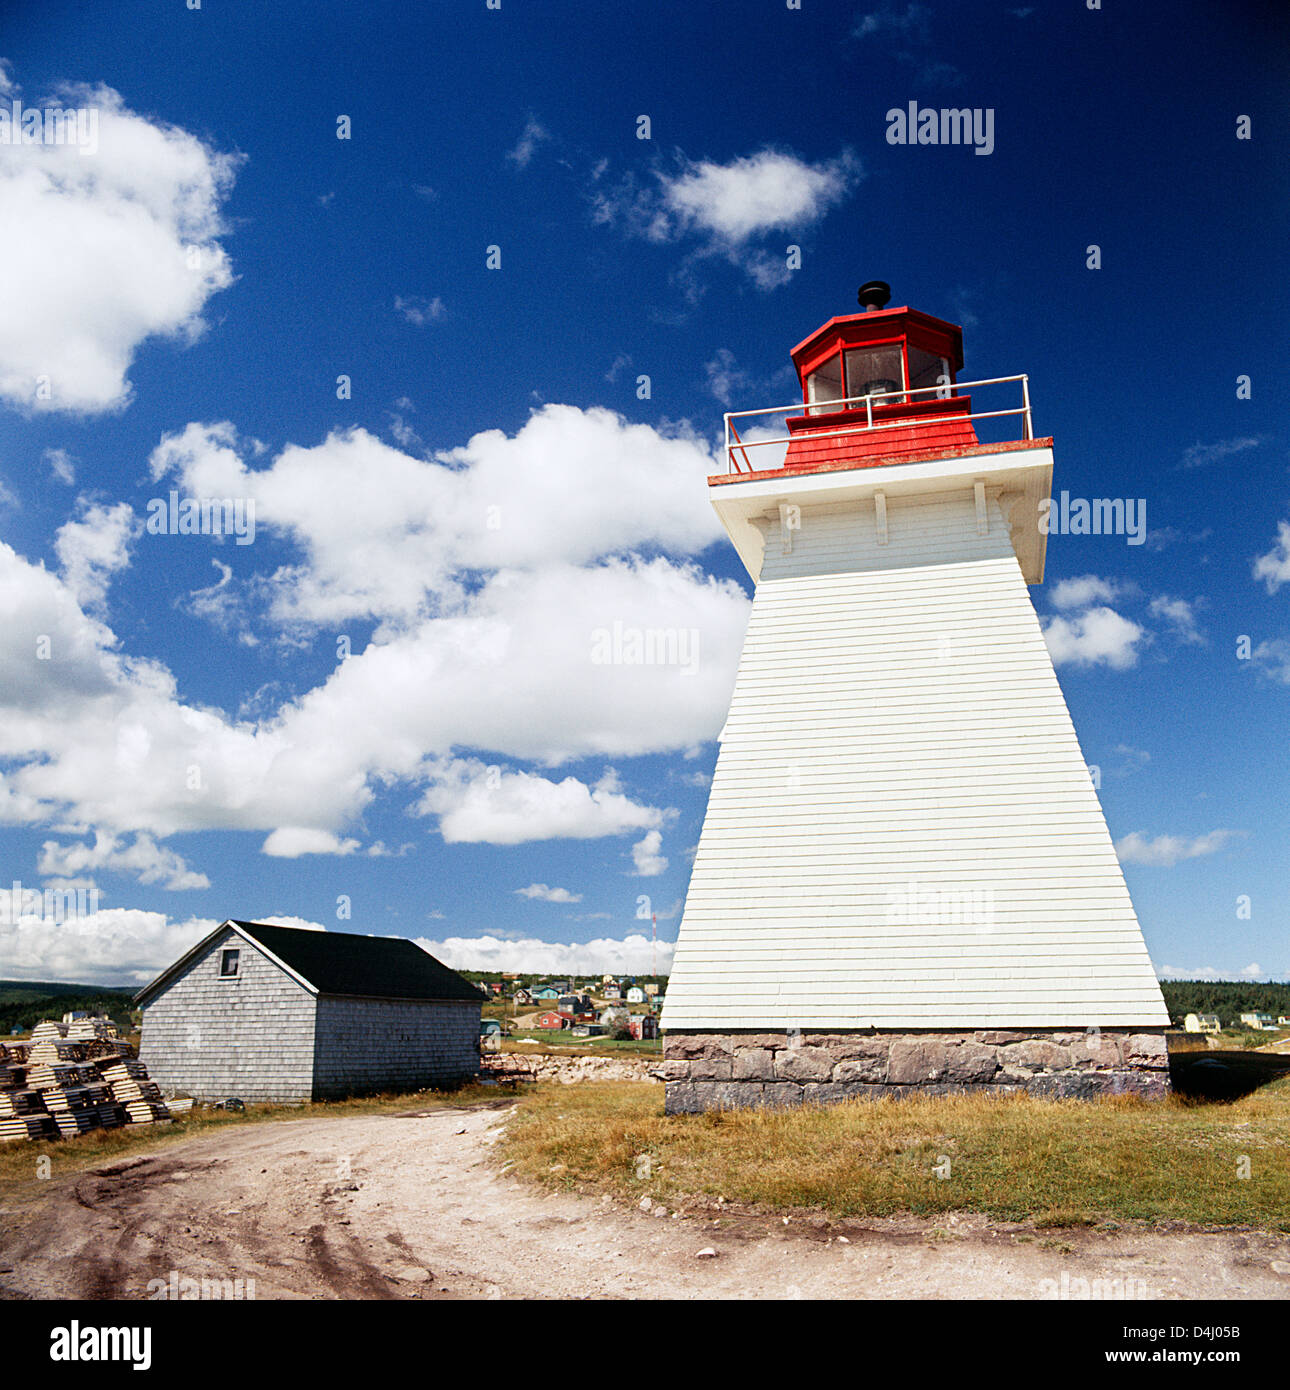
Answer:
135, 920, 481, 1103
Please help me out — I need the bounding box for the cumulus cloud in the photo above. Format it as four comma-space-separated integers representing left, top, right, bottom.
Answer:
54, 500, 136, 612
415, 932, 675, 976
0, 77, 238, 414
630, 829, 668, 877
37, 831, 209, 890
418, 764, 666, 845
660, 148, 857, 244
593, 146, 859, 290
0, 908, 336, 985
0, 392, 748, 883
1114, 829, 1242, 867
1042, 606, 1147, 669
1253, 520, 1290, 594
0, 445, 747, 849
515, 883, 582, 903
0, 908, 216, 986
1048, 574, 1125, 610
149, 408, 724, 627
261, 828, 361, 858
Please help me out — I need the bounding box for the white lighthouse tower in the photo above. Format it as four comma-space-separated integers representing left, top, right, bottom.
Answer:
661, 283, 1170, 1110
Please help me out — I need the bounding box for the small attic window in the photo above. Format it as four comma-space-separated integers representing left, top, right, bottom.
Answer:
219, 948, 240, 978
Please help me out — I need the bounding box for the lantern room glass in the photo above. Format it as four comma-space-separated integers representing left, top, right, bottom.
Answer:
843, 345, 906, 404
908, 344, 951, 396
806, 354, 843, 414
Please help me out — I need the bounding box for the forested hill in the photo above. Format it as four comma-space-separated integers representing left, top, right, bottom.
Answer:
1160, 980, 1290, 1026
0, 980, 136, 1035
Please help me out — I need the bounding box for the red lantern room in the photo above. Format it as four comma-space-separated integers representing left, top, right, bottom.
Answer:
783, 280, 980, 469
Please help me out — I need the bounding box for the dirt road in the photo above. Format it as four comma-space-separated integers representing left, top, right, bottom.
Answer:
2, 1102, 1288, 1300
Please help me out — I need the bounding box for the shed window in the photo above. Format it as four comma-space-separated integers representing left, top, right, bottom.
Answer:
219, 948, 240, 978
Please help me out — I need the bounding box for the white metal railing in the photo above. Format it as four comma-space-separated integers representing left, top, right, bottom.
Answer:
722, 374, 1033, 474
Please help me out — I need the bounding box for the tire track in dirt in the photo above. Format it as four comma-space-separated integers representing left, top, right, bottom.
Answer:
2, 1103, 1288, 1301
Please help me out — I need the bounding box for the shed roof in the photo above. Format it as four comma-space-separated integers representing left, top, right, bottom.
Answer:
136, 920, 481, 1005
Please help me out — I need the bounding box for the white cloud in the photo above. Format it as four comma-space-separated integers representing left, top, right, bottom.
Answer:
1157, 962, 1265, 982
394, 294, 446, 326
853, 4, 930, 40
43, 448, 76, 484
594, 147, 859, 290
1251, 637, 1290, 685
0, 906, 336, 986
261, 828, 361, 858
0, 907, 216, 986
419, 764, 666, 845
1042, 606, 1147, 669
1181, 436, 1261, 470
1114, 829, 1241, 867
661, 148, 856, 244
54, 500, 136, 612
1048, 574, 1124, 610
415, 932, 674, 976
704, 348, 750, 407
506, 117, 550, 169
37, 831, 209, 890
1149, 595, 1204, 645
0, 78, 237, 414
0, 395, 748, 861
630, 829, 668, 877
515, 883, 582, 903
150, 408, 724, 627
1253, 520, 1290, 594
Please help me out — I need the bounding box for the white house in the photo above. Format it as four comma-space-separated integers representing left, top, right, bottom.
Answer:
1184, 1013, 1221, 1035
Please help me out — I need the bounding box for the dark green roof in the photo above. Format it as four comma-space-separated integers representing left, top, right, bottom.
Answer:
231, 921, 481, 1002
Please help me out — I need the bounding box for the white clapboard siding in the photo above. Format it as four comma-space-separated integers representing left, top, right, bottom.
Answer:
662, 490, 1170, 1031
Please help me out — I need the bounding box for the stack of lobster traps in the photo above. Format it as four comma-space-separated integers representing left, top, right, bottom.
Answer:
0, 1018, 173, 1142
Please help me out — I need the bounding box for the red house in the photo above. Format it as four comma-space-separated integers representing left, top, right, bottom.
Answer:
535, 1010, 568, 1031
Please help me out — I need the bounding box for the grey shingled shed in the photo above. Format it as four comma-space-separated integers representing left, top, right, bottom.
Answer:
135, 920, 481, 1103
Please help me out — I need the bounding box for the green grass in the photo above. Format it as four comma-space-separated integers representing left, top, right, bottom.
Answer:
495, 1077, 1290, 1230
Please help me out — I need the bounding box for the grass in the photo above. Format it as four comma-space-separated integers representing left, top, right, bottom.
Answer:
0, 1082, 514, 1192
494, 1076, 1290, 1230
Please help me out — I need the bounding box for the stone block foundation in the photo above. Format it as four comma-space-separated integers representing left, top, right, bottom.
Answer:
661, 1030, 1170, 1113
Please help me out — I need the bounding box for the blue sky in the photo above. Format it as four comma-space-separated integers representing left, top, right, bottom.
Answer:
0, 0, 1286, 986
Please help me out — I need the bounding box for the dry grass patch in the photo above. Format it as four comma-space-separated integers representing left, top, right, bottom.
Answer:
497, 1078, 1290, 1229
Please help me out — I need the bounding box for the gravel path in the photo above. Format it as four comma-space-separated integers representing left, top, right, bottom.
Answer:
2, 1101, 1288, 1300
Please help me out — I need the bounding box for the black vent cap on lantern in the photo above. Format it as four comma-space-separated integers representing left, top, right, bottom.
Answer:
857, 280, 892, 311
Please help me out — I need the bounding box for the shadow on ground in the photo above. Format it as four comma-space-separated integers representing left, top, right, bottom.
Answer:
1170, 1049, 1290, 1101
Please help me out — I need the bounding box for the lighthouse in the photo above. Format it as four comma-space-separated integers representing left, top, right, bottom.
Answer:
660, 283, 1171, 1110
